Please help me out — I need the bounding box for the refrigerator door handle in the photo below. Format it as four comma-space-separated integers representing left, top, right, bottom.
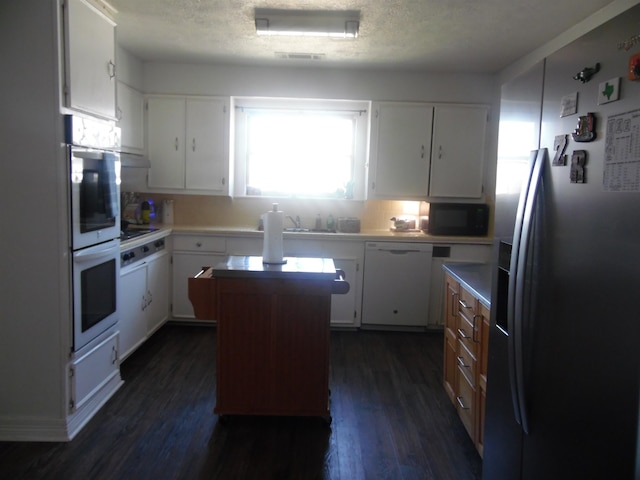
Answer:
512, 147, 546, 435
507, 150, 537, 429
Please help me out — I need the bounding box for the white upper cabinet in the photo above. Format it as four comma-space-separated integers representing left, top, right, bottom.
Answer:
62, 0, 116, 120
146, 96, 229, 194
368, 102, 488, 200
117, 82, 144, 153
429, 105, 488, 198
368, 102, 434, 199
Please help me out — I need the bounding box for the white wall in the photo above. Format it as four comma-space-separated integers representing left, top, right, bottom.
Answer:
117, 45, 143, 89
0, 0, 70, 427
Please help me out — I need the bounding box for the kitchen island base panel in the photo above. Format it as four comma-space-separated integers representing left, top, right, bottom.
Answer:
214, 277, 333, 420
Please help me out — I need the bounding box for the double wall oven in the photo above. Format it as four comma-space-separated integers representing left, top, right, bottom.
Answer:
66, 115, 121, 351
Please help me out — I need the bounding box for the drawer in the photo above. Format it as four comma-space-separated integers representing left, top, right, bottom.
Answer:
457, 308, 478, 355
456, 366, 476, 440
458, 287, 478, 316
457, 338, 477, 386
173, 235, 227, 253
71, 331, 120, 412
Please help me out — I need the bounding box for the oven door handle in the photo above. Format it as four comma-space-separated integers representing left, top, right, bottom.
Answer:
73, 241, 119, 262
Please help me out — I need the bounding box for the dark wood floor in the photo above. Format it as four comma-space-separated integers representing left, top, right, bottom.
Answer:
0, 325, 481, 480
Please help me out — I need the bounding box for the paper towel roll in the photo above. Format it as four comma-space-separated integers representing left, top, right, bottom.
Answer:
262, 203, 285, 264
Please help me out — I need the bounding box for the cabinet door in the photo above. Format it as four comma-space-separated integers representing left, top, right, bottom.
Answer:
330, 258, 358, 327
430, 105, 487, 198
185, 98, 227, 191
119, 264, 148, 360
70, 331, 120, 412
117, 82, 144, 153
146, 251, 170, 335
63, 0, 116, 119
172, 252, 226, 319
147, 97, 186, 188
369, 103, 433, 199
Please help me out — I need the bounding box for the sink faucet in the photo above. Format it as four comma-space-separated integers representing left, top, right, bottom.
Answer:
286, 215, 301, 228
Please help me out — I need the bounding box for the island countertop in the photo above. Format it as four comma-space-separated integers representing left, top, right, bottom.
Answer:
442, 262, 493, 307
211, 256, 338, 281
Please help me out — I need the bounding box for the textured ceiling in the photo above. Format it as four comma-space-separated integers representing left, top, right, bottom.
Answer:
108, 0, 617, 73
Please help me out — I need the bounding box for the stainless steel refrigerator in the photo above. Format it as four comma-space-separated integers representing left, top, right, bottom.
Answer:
483, 5, 640, 479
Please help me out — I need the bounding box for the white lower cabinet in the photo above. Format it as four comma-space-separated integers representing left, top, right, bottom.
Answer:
321, 241, 364, 328
69, 331, 121, 413
170, 234, 363, 327
172, 234, 227, 321
119, 250, 170, 360
146, 251, 170, 335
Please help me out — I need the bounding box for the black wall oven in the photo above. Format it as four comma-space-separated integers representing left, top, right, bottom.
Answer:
67, 115, 121, 351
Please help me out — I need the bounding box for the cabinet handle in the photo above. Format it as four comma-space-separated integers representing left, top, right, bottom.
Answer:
111, 346, 118, 365
438, 145, 443, 159
472, 314, 480, 343
457, 328, 470, 339
147, 290, 153, 306
192, 138, 196, 152
107, 60, 116, 79
457, 356, 469, 368
458, 299, 472, 309
175, 137, 179, 151
141, 295, 147, 311
456, 395, 469, 410
421, 144, 425, 159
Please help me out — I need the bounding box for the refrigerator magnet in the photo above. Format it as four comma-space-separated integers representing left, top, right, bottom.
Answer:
570, 150, 587, 183
598, 77, 620, 104
572, 113, 596, 142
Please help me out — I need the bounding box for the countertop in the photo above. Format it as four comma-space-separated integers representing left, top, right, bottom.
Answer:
211, 255, 338, 281
442, 263, 493, 307
130, 223, 493, 245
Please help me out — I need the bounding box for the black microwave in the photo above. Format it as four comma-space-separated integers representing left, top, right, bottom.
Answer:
427, 203, 489, 236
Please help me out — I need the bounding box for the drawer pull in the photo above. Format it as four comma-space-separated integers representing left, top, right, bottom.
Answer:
456, 395, 469, 410
472, 314, 480, 343
457, 328, 470, 339
458, 299, 472, 309
457, 356, 469, 368
196, 242, 202, 247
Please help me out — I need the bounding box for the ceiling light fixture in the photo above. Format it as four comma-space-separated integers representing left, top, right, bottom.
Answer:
255, 9, 360, 39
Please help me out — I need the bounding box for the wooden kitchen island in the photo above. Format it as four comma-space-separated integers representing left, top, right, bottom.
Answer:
189, 256, 348, 423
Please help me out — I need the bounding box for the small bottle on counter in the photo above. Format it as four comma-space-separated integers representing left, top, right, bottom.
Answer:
315, 214, 322, 230
141, 201, 151, 224
326, 214, 335, 231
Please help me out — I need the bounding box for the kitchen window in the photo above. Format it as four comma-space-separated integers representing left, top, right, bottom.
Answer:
232, 97, 370, 200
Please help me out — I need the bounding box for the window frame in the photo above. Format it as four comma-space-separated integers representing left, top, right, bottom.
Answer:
232, 96, 370, 200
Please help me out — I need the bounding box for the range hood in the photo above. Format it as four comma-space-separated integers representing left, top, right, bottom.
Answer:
120, 152, 150, 168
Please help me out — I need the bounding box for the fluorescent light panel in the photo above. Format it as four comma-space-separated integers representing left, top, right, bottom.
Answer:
255, 9, 360, 38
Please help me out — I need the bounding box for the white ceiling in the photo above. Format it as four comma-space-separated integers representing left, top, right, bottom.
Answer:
108, 0, 617, 73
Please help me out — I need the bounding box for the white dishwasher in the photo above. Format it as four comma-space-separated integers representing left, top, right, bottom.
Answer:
361, 241, 433, 328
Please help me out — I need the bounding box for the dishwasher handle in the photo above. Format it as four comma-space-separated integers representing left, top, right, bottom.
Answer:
383, 249, 421, 255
